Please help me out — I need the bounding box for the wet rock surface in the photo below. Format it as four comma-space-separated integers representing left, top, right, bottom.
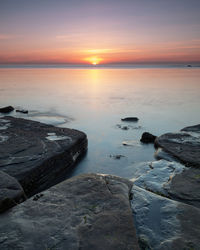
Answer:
0, 174, 139, 250
0, 116, 87, 196
168, 167, 200, 208
0, 106, 14, 113
181, 124, 200, 132
131, 160, 185, 197
140, 132, 156, 143
0, 171, 26, 213
130, 124, 200, 249
155, 124, 200, 167
131, 185, 200, 250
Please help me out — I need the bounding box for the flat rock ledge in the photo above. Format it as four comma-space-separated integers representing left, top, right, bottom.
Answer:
0, 171, 26, 213
0, 174, 139, 250
131, 185, 200, 250
155, 124, 200, 167
0, 116, 88, 196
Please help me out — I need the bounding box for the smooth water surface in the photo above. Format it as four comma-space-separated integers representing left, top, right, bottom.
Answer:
0, 67, 199, 178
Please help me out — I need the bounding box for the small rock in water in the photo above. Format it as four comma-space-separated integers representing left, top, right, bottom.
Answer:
122, 140, 141, 147
116, 124, 129, 130
0, 106, 14, 113
116, 124, 141, 130
110, 154, 125, 160
121, 117, 139, 122
16, 109, 28, 114
140, 132, 157, 143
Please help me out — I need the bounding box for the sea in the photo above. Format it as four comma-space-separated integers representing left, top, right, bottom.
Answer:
0, 65, 199, 179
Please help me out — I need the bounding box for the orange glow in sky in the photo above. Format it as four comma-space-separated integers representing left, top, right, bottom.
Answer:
84, 56, 103, 65
0, 0, 200, 65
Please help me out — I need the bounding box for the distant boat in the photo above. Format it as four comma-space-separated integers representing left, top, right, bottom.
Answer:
187, 64, 192, 67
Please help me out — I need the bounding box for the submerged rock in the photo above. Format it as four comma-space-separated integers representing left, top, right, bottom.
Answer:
140, 132, 156, 143
0, 116, 87, 196
0, 174, 139, 250
121, 117, 139, 122
0, 171, 26, 213
0, 106, 14, 113
155, 124, 200, 167
116, 124, 141, 131
109, 154, 125, 160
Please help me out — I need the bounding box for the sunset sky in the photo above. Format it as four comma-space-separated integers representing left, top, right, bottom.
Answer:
0, 0, 200, 65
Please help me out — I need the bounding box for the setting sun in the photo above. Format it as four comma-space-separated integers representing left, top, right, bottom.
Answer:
84, 56, 103, 65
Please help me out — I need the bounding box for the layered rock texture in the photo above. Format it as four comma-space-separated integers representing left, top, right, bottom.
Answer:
155, 124, 200, 167
0, 171, 26, 213
0, 116, 87, 196
0, 174, 139, 250
131, 185, 200, 250
130, 124, 200, 249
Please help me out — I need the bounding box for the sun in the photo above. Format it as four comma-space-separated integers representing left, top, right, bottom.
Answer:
84, 56, 102, 65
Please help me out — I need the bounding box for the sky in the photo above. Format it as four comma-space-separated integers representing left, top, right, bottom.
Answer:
0, 0, 200, 65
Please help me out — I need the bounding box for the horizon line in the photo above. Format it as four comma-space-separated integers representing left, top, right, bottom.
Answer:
0, 62, 200, 66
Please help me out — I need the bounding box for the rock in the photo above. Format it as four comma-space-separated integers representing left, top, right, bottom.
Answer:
153, 124, 200, 208
0, 174, 139, 250
131, 185, 200, 250
168, 167, 200, 208
0, 116, 87, 196
109, 154, 125, 160
187, 64, 192, 67
16, 109, 28, 114
0, 171, 26, 213
140, 132, 156, 143
0, 106, 14, 113
131, 160, 185, 197
122, 140, 141, 147
155, 125, 200, 167
116, 124, 141, 130
121, 117, 139, 122
122, 126, 129, 130
181, 124, 200, 132
130, 158, 200, 208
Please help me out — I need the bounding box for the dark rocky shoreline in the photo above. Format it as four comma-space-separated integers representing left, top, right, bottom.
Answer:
0, 115, 200, 249
0, 116, 88, 199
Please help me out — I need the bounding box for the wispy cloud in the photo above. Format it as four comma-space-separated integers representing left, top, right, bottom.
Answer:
81, 48, 141, 54
0, 34, 13, 40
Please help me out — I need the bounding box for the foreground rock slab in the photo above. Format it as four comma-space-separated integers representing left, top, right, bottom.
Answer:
131, 185, 200, 250
0, 171, 25, 213
155, 124, 200, 167
0, 116, 87, 196
0, 174, 139, 250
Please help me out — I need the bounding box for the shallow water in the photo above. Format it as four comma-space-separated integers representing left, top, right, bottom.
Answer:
0, 67, 199, 178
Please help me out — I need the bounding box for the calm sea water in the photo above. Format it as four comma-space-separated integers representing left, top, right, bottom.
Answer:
0, 66, 200, 178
